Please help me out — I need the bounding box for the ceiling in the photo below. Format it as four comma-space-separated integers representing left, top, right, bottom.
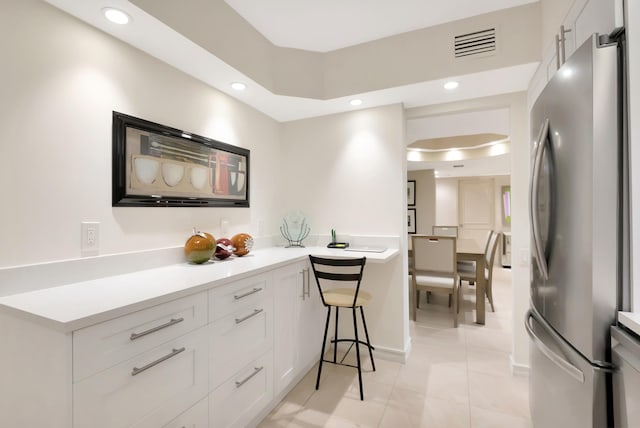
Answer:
44, 0, 540, 177
224, 0, 538, 52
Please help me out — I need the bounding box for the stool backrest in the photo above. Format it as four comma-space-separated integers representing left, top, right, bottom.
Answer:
308, 256, 366, 308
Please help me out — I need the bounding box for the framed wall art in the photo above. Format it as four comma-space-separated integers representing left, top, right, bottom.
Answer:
112, 112, 249, 207
408, 208, 417, 234
407, 180, 416, 206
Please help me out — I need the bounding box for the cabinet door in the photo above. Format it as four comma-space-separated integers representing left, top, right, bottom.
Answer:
296, 266, 325, 371
273, 261, 325, 395
563, 0, 617, 60
273, 262, 303, 394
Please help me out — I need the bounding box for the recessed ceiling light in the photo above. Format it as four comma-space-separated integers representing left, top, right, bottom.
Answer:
231, 82, 246, 91
102, 7, 130, 25
349, 99, 363, 106
444, 81, 459, 90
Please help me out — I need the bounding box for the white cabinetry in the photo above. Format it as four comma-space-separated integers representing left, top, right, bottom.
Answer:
73, 293, 209, 428
0, 248, 399, 427
273, 260, 325, 396
530, 0, 621, 106
208, 272, 275, 428
209, 273, 273, 389
209, 350, 273, 428
162, 398, 208, 428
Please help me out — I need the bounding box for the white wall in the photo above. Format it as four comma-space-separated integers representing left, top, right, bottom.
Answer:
0, 0, 282, 268
281, 105, 409, 356
407, 169, 436, 235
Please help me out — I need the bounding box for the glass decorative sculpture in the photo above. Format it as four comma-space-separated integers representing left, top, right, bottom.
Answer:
280, 210, 310, 248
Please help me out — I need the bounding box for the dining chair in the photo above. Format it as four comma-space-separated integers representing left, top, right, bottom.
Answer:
308, 255, 375, 401
458, 231, 501, 312
410, 235, 459, 327
457, 230, 494, 286
432, 225, 458, 237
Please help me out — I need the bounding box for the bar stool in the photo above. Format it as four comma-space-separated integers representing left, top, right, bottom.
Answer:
308, 255, 376, 401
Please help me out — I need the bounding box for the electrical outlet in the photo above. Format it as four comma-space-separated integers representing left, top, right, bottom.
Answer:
220, 219, 230, 237
81, 221, 100, 257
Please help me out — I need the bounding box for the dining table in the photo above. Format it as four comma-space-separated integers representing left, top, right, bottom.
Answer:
456, 238, 486, 325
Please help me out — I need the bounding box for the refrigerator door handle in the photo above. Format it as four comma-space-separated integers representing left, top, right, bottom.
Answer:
525, 309, 585, 383
529, 118, 550, 280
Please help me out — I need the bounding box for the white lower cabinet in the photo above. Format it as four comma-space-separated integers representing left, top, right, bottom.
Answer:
7, 259, 323, 427
73, 326, 208, 428
162, 397, 208, 428
273, 261, 325, 396
210, 350, 274, 428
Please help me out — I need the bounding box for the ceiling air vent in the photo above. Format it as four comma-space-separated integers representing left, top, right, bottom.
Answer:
454, 28, 496, 58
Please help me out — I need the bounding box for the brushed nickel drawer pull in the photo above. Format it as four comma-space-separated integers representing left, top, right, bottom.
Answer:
235, 366, 264, 388
233, 287, 262, 300
235, 308, 263, 324
130, 317, 185, 341
131, 347, 186, 376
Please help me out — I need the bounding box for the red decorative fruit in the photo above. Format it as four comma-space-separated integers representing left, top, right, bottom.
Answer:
214, 238, 234, 260
230, 233, 254, 257
184, 228, 215, 264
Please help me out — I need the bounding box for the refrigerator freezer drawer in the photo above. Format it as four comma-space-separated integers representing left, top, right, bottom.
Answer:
526, 310, 610, 427
611, 326, 640, 427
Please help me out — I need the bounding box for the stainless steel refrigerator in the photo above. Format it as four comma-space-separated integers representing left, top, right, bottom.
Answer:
526, 31, 629, 427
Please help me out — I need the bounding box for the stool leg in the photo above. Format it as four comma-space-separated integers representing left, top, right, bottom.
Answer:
352, 307, 364, 401
333, 307, 339, 363
359, 306, 375, 372
316, 306, 331, 390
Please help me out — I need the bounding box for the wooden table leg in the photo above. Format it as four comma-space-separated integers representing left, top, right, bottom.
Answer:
475, 256, 486, 325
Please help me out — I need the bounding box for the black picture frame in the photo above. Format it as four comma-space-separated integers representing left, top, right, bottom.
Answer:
407, 180, 416, 206
408, 208, 417, 234
112, 112, 249, 207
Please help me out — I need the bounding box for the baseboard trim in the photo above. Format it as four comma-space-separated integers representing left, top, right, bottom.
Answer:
374, 343, 410, 363
510, 355, 530, 376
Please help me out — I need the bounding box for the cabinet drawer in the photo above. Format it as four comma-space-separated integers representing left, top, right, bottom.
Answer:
161, 397, 208, 428
73, 292, 207, 381
210, 350, 273, 428
209, 273, 271, 321
210, 298, 273, 389
73, 327, 208, 428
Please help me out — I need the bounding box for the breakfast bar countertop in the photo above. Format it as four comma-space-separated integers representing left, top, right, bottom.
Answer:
0, 246, 399, 333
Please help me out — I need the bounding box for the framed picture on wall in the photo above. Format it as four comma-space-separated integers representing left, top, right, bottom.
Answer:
407, 180, 416, 206
408, 208, 417, 234
112, 112, 250, 207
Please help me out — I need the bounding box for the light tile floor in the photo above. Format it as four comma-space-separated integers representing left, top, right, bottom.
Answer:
259, 268, 531, 428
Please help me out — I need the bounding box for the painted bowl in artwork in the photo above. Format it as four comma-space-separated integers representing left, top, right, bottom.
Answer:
190, 166, 208, 190
162, 162, 185, 187
133, 157, 159, 185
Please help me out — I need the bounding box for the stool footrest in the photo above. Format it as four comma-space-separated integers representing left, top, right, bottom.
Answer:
332, 338, 375, 350
320, 360, 374, 371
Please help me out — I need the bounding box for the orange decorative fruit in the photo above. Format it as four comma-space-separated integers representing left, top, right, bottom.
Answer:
184, 228, 215, 264
230, 233, 254, 256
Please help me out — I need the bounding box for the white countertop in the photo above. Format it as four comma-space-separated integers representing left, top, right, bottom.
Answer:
619, 311, 640, 336
0, 246, 398, 333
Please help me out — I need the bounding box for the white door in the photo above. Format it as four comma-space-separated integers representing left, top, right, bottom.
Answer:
458, 178, 494, 244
